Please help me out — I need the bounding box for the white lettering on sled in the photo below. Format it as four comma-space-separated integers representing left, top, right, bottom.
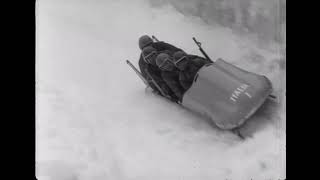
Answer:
230, 84, 250, 102
245, 92, 252, 98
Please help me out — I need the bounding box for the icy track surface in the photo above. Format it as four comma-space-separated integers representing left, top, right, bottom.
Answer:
36, 0, 286, 179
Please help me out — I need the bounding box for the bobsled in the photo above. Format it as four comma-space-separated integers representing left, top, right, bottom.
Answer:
181, 58, 273, 130
127, 36, 273, 130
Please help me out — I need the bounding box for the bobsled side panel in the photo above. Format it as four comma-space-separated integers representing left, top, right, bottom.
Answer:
214, 59, 270, 89
181, 61, 272, 129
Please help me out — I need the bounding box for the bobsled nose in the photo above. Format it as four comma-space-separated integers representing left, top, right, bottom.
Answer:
181, 60, 273, 130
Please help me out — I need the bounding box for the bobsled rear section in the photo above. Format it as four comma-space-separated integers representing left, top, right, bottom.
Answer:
181, 59, 272, 130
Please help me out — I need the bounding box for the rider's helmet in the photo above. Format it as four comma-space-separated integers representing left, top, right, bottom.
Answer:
156, 53, 175, 71
142, 46, 158, 66
139, 35, 153, 50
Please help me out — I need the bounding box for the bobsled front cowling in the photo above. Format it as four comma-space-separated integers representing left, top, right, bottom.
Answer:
181, 59, 273, 130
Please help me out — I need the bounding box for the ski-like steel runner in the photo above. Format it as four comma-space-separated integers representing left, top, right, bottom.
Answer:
126, 59, 170, 99
192, 37, 213, 63
126, 60, 149, 86
144, 68, 169, 98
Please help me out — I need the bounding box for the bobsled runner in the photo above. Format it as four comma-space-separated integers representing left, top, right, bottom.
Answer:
127, 36, 276, 130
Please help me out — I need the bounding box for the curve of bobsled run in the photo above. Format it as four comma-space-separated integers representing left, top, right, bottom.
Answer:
36, 0, 286, 180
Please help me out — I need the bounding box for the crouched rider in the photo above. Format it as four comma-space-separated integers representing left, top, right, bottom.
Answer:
155, 53, 185, 103
172, 51, 209, 92
138, 35, 182, 98
139, 46, 178, 100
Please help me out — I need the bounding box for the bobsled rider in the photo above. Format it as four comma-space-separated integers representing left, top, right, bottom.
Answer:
139, 46, 176, 99
172, 51, 208, 91
156, 53, 185, 103
138, 35, 182, 96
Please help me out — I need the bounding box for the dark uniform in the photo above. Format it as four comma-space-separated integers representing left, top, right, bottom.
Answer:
138, 41, 182, 99
138, 54, 173, 97
151, 41, 182, 56
179, 56, 209, 91
188, 55, 212, 66
161, 70, 185, 102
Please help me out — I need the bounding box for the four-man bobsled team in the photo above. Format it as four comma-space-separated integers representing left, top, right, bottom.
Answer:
138, 35, 212, 103
133, 34, 275, 131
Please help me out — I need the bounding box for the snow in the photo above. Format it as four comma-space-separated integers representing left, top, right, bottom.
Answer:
36, 0, 286, 179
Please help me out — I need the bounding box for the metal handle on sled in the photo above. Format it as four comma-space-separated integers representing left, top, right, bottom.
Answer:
152, 35, 159, 42
192, 37, 213, 63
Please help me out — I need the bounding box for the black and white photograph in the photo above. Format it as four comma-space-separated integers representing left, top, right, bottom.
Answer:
36, 0, 286, 179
